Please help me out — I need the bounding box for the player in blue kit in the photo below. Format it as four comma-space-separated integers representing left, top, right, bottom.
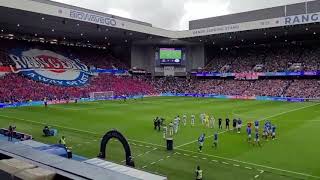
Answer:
254, 120, 259, 130
198, 133, 205, 152
254, 130, 261, 146
271, 124, 276, 140
213, 132, 218, 149
237, 118, 242, 133
263, 121, 271, 140
266, 121, 272, 138
246, 125, 252, 142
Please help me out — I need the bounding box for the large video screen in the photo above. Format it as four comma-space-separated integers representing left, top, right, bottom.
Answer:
159, 48, 182, 65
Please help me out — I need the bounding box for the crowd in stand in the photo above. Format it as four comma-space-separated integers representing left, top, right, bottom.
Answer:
0, 74, 155, 102
0, 39, 320, 103
150, 77, 320, 99
1, 73, 319, 103
205, 45, 320, 72
285, 79, 320, 98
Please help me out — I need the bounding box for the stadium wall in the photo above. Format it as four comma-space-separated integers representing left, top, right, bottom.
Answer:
185, 45, 205, 71
131, 45, 156, 74
189, 0, 319, 29
131, 45, 204, 75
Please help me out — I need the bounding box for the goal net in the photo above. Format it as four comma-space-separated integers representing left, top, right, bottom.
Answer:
90, 91, 114, 100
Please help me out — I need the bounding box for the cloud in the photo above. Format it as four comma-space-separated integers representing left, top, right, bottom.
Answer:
52, 0, 312, 30
179, 0, 230, 30
107, 8, 132, 19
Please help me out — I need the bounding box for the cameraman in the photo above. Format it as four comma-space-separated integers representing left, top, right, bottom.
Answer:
8, 125, 15, 141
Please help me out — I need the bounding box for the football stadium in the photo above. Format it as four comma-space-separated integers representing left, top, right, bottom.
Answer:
0, 0, 320, 179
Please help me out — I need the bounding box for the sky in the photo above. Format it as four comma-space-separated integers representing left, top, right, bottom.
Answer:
52, 0, 311, 30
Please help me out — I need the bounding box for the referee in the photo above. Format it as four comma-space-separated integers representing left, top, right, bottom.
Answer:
226, 117, 230, 130
195, 165, 203, 180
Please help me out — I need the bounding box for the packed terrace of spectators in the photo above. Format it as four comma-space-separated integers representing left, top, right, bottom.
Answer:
0, 40, 320, 103
0, 74, 155, 102
151, 77, 320, 99
204, 44, 320, 72
1, 74, 319, 103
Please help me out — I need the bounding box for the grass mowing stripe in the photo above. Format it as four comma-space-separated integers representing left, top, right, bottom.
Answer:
0, 114, 166, 148
0, 98, 319, 180
1, 104, 319, 179
175, 102, 320, 148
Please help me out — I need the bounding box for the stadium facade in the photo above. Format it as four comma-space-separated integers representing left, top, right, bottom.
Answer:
0, 0, 320, 179
1, 0, 320, 77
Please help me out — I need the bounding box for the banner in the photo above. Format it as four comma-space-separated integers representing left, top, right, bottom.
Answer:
164, 66, 175, 76
0, 66, 11, 72
159, 93, 315, 102
8, 49, 92, 86
194, 71, 320, 78
94, 68, 128, 75
235, 73, 259, 80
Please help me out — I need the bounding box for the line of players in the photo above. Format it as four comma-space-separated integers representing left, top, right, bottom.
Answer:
198, 119, 277, 152
155, 113, 277, 152
161, 114, 247, 137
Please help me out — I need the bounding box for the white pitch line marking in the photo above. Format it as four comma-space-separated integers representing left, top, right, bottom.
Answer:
233, 164, 240, 167
150, 162, 156, 165
222, 162, 229, 165
166, 156, 170, 158
258, 170, 264, 174
202, 157, 207, 160
175, 148, 320, 179
0, 113, 168, 149
158, 159, 163, 162
254, 175, 259, 179
245, 167, 252, 170
184, 154, 190, 156
193, 156, 198, 158
142, 165, 147, 169
211, 160, 218, 162
1, 104, 319, 179
175, 103, 319, 148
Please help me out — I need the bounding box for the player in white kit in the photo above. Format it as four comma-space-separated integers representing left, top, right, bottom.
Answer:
191, 114, 195, 126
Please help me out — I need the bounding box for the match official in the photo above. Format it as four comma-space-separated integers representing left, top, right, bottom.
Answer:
195, 165, 203, 180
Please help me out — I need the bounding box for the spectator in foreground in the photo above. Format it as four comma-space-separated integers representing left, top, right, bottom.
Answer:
8, 125, 14, 141
59, 136, 66, 146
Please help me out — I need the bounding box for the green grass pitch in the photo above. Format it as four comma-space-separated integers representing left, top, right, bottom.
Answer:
0, 97, 319, 180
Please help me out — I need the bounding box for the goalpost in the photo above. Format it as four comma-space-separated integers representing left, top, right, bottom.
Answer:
90, 91, 114, 100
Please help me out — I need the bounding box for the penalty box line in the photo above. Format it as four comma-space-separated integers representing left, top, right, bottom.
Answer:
175, 102, 320, 149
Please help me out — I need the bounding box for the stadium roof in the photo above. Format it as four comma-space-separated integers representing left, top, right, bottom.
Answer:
189, 0, 320, 29
0, 140, 166, 180
1, 0, 320, 46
